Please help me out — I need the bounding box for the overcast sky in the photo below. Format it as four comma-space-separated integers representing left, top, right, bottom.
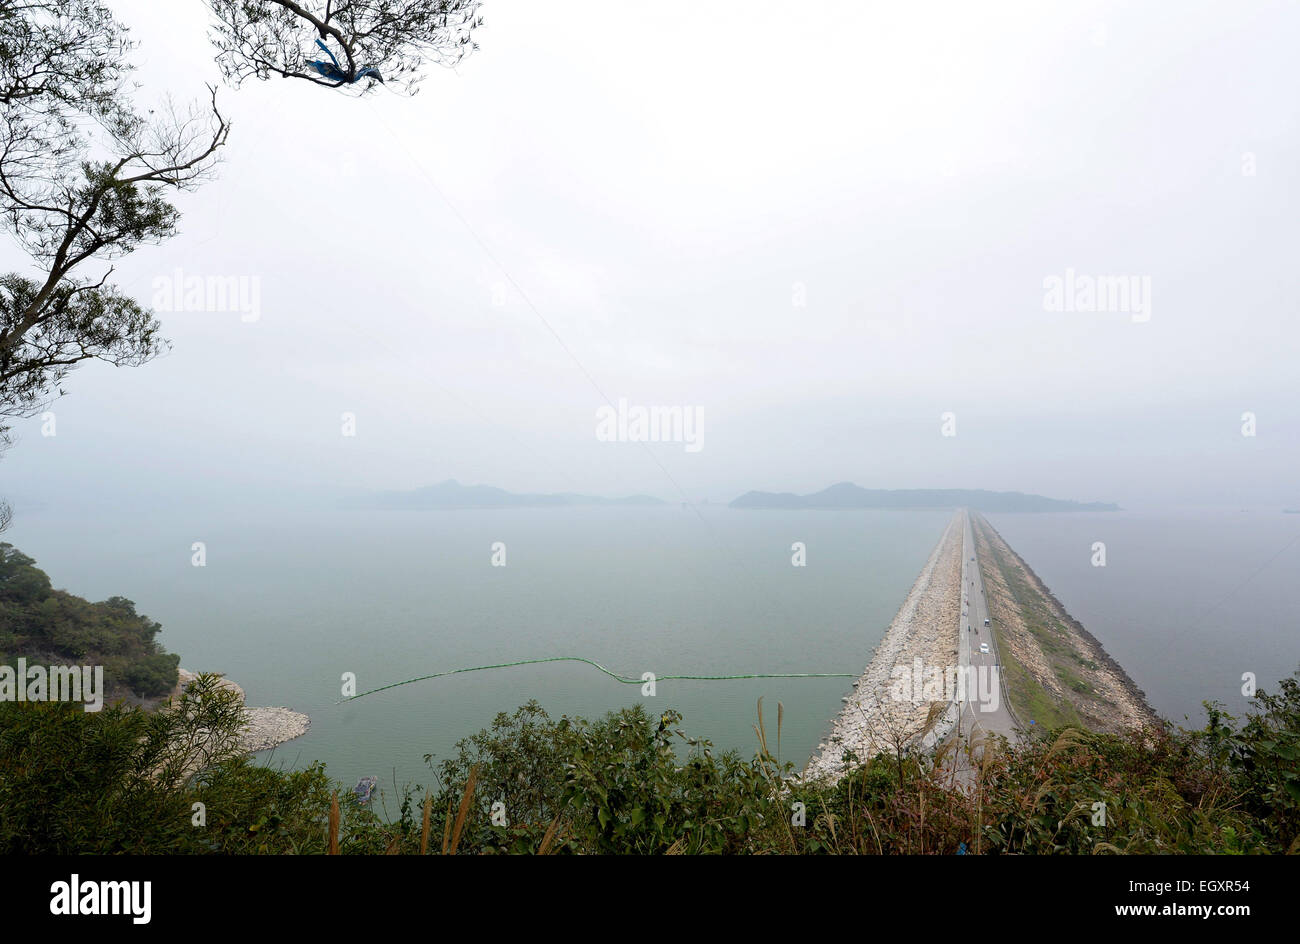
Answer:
2, 0, 1298, 514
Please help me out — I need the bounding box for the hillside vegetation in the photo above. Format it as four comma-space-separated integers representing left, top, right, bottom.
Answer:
0, 544, 179, 701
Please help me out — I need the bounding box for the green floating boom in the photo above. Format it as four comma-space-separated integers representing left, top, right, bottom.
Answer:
340, 656, 854, 703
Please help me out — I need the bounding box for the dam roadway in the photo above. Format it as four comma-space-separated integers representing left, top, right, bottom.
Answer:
804, 509, 1017, 783
955, 510, 1020, 754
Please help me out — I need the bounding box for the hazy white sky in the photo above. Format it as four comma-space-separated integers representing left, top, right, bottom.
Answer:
2, 0, 1298, 513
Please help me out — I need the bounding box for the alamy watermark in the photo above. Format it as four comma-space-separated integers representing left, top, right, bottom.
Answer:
152, 267, 261, 322
595, 398, 703, 453
0, 658, 104, 711
1043, 268, 1150, 322
889, 657, 1002, 714
50, 874, 150, 924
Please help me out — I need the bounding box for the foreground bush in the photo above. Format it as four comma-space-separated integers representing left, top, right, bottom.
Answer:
0, 674, 360, 854
1, 670, 1297, 854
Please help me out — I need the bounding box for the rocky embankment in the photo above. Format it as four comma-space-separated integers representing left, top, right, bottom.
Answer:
172, 669, 310, 753
804, 511, 964, 782
971, 515, 1159, 733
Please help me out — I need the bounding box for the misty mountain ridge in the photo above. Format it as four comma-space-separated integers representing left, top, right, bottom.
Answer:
730, 483, 1119, 512
345, 480, 1117, 512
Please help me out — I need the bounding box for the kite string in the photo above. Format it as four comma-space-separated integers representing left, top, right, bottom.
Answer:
339, 655, 854, 704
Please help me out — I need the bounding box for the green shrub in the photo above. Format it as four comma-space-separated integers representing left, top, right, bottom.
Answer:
1, 664, 1297, 854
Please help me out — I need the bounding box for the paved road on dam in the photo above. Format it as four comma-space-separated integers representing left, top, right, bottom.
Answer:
956, 510, 1020, 754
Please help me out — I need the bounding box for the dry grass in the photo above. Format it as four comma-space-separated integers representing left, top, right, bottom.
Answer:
420, 790, 432, 855
537, 814, 563, 855
327, 790, 339, 855
446, 763, 478, 855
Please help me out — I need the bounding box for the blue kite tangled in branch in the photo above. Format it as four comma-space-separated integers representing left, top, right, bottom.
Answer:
307, 38, 383, 85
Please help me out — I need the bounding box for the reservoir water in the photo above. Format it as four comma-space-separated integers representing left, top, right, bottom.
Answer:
5, 506, 949, 792
983, 508, 1299, 726
7, 504, 1296, 794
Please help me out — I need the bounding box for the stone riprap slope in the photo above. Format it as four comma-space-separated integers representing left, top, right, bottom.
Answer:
971, 514, 1159, 733
804, 511, 963, 781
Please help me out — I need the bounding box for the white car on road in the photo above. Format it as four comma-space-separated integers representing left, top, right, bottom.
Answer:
979, 643, 990, 654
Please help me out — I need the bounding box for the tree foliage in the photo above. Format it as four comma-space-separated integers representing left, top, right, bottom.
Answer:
206, 0, 483, 95
0, 0, 133, 129
0, 0, 228, 455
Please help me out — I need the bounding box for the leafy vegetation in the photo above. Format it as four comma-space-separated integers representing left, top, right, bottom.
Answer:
0, 0, 227, 472
2, 667, 1298, 854
0, 674, 351, 853
0, 543, 179, 699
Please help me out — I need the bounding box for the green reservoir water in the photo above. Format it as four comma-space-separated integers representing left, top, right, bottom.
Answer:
10, 504, 1296, 800
5, 506, 952, 794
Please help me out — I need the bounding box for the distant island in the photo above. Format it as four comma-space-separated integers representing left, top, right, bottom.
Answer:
730, 483, 1119, 512
344, 479, 666, 510
345, 480, 1117, 512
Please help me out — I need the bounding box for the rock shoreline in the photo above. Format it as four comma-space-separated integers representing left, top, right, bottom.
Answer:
803, 511, 964, 782
173, 669, 311, 754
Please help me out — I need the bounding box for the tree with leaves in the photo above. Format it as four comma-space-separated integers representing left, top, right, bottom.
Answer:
206, 0, 483, 94
0, 0, 229, 528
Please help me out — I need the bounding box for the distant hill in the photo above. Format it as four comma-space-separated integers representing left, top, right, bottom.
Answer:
345, 480, 666, 510
730, 483, 1119, 512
